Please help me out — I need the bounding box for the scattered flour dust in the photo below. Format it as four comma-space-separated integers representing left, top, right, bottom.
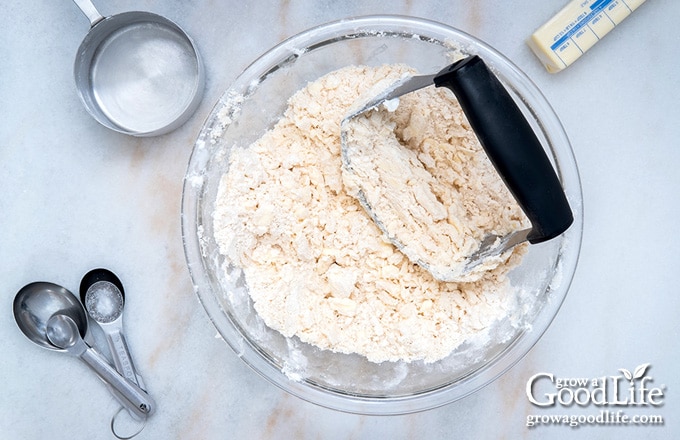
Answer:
213, 65, 528, 364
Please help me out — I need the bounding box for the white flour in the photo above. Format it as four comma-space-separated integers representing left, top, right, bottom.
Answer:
213, 65, 527, 363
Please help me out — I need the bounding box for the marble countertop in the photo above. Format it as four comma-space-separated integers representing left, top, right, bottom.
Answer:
2, 1, 678, 439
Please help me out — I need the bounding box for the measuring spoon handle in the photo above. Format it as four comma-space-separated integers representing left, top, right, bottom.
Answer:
79, 344, 155, 419
433, 56, 573, 244
105, 328, 141, 387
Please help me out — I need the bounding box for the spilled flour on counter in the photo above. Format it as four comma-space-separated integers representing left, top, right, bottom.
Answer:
213, 65, 529, 363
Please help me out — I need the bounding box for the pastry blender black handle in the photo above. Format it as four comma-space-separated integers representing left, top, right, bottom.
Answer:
433, 55, 573, 244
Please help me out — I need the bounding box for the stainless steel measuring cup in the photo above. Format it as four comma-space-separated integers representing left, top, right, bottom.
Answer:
71, 0, 205, 136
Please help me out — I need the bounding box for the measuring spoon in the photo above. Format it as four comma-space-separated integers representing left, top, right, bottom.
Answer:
12, 282, 154, 420
80, 268, 144, 389
71, 0, 205, 136
46, 313, 154, 419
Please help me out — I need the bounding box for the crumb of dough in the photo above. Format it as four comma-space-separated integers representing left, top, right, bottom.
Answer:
213, 65, 528, 364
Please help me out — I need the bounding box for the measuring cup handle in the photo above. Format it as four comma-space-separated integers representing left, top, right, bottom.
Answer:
72, 0, 104, 27
433, 56, 573, 244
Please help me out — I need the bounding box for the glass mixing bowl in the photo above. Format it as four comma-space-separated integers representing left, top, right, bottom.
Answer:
181, 16, 583, 415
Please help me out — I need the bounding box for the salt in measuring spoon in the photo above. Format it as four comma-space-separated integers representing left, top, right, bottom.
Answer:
80, 269, 145, 389
12, 282, 153, 421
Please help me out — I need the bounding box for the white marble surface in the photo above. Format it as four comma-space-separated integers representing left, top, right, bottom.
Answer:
2, 1, 678, 439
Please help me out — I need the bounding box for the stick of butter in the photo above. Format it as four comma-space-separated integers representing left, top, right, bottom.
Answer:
528, 0, 647, 73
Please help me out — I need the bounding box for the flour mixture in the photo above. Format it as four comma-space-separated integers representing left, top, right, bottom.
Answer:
213, 65, 527, 363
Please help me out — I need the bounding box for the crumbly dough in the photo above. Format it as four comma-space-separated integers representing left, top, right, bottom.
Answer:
213, 65, 527, 363
342, 77, 529, 281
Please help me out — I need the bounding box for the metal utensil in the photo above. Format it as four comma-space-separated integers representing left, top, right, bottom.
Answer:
80, 268, 145, 390
12, 282, 154, 420
341, 55, 573, 282
71, 0, 204, 136
45, 313, 154, 416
